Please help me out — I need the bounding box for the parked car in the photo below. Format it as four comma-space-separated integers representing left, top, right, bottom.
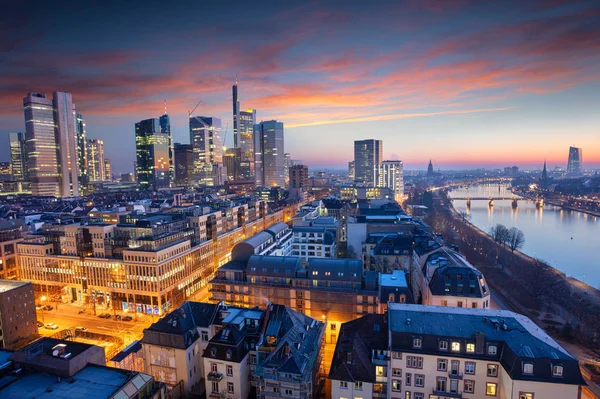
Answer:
45, 323, 59, 330
74, 326, 88, 332
42, 305, 54, 311
98, 313, 111, 319
122, 315, 133, 321
36, 305, 44, 310
37, 321, 44, 327
114, 314, 122, 320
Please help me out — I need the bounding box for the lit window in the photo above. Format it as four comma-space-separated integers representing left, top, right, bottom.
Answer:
376, 366, 384, 376
392, 379, 401, 391
519, 393, 534, 399
486, 382, 497, 396
466, 343, 475, 353
451, 342, 461, 352
552, 365, 564, 377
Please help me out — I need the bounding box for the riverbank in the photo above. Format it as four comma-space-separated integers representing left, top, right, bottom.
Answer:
513, 189, 600, 218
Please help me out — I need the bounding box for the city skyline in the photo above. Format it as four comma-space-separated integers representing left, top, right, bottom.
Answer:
1, 1, 599, 173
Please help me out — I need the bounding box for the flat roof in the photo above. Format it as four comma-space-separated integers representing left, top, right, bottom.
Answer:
0, 280, 31, 293
379, 270, 408, 288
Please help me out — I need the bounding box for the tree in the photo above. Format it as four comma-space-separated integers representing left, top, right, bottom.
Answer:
507, 227, 525, 253
489, 224, 509, 246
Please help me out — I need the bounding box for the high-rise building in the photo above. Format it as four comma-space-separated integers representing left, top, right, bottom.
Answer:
348, 161, 355, 180
135, 118, 171, 189
567, 146, 582, 175
104, 158, 112, 181
354, 139, 382, 184
289, 164, 309, 200
86, 138, 105, 181
8, 132, 27, 181
159, 113, 173, 186
379, 160, 404, 201
284, 153, 292, 186
232, 81, 257, 180
75, 113, 88, 187
233, 81, 240, 147
23, 92, 79, 197
224, 147, 241, 181
427, 159, 434, 176
174, 143, 193, 186
189, 116, 223, 186
254, 120, 285, 187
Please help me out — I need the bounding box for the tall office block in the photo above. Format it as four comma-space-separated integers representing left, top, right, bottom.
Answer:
348, 161, 355, 180
238, 109, 256, 179
23, 92, 79, 197
189, 116, 223, 186
174, 143, 193, 186
75, 113, 88, 187
87, 139, 105, 181
254, 120, 285, 187
104, 158, 112, 181
567, 146, 582, 175
379, 160, 404, 201
284, 153, 291, 187
8, 133, 27, 181
135, 118, 170, 189
233, 81, 240, 147
354, 139, 382, 185
159, 113, 173, 187
224, 147, 242, 181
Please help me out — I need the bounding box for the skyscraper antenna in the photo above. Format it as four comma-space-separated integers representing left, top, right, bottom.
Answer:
235, 73, 238, 85
164, 99, 167, 115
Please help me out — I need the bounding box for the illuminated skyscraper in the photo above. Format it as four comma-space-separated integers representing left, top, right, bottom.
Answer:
567, 146, 582, 175
87, 138, 105, 181
224, 147, 242, 181
254, 120, 285, 187
189, 116, 223, 186
23, 92, 79, 197
232, 81, 256, 180
135, 118, 171, 189
159, 113, 173, 186
379, 160, 404, 201
354, 139, 382, 184
104, 158, 112, 181
174, 143, 193, 186
348, 161, 355, 180
8, 132, 27, 181
75, 113, 88, 187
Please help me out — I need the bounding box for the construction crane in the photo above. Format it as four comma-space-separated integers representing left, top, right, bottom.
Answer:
188, 99, 203, 118
222, 122, 230, 149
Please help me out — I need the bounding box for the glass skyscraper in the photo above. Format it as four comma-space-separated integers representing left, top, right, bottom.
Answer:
87, 138, 105, 181
379, 160, 404, 201
75, 113, 88, 187
189, 116, 223, 186
567, 146, 582, 175
254, 120, 285, 187
354, 139, 383, 185
8, 132, 27, 181
135, 118, 171, 189
159, 113, 173, 187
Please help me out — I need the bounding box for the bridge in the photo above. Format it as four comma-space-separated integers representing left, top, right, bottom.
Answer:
451, 197, 516, 200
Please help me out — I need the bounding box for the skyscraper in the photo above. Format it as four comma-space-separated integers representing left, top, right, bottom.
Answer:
289, 164, 309, 200
159, 113, 174, 187
348, 161, 355, 180
87, 138, 105, 181
104, 158, 112, 181
8, 132, 27, 181
189, 116, 223, 186
23, 92, 79, 197
427, 159, 434, 177
379, 160, 404, 201
239, 109, 256, 179
224, 147, 242, 181
233, 81, 240, 147
254, 120, 285, 187
353, 139, 382, 184
567, 146, 582, 175
75, 113, 88, 187
135, 118, 171, 189
283, 153, 291, 187
174, 143, 193, 186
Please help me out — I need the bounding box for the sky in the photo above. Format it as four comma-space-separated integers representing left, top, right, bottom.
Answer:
1, 0, 599, 174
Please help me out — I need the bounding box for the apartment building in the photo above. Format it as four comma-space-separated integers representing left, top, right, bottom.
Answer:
0, 280, 37, 349
291, 214, 339, 260
0, 220, 24, 280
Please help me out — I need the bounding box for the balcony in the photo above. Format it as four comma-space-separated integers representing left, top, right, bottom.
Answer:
207, 371, 224, 382
449, 371, 463, 379
432, 388, 462, 398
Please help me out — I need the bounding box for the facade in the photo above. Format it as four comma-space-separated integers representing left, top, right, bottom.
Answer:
87, 138, 105, 181
354, 139, 382, 185
0, 221, 24, 280
24, 92, 79, 197
104, 158, 112, 181
289, 164, 309, 200
0, 280, 37, 349
159, 113, 174, 185
136, 118, 171, 189
254, 120, 285, 187
75, 113, 89, 187
224, 147, 242, 181
291, 225, 337, 260
190, 116, 223, 186
385, 304, 584, 399
379, 160, 404, 202
567, 146, 582, 175
239, 109, 256, 180
174, 143, 194, 186
9, 132, 28, 181
348, 161, 355, 180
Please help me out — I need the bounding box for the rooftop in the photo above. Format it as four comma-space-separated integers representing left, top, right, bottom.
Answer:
0, 279, 31, 293
379, 270, 408, 288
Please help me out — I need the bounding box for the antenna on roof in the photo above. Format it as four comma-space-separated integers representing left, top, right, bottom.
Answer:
164, 99, 168, 115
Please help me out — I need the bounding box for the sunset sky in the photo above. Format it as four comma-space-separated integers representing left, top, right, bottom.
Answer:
1, 0, 599, 173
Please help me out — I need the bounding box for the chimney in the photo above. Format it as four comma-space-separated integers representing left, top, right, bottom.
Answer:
475, 332, 485, 354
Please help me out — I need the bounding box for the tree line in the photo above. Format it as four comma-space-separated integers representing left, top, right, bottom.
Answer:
489, 224, 525, 252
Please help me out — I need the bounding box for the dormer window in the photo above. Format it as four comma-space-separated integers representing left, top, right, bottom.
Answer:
552, 364, 564, 377
226, 349, 232, 360
439, 340, 448, 351
522, 362, 534, 375
413, 338, 422, 349
488, 344, 497, 356
466, 343, 475, 353
451, 342, 460, 352
211, 347, 217, 357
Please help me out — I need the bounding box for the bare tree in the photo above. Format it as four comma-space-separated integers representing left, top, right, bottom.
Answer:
507, 227, 525, 253
489, 224, 510, 246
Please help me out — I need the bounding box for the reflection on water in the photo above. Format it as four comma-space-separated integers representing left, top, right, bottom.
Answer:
449, 184, 599, 288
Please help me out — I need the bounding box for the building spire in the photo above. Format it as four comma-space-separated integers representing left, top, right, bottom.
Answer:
164, 99, 167, 115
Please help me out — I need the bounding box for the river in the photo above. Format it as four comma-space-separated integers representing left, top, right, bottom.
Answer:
448, 184, 600, 289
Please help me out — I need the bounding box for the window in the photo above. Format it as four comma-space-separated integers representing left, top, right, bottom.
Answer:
413, 338, 422, 349
450, 360, 460, 375
392, 379, 402, 391
355, 381, 363, 390
441, 300, 448, 306
331, 324, 337, 331
415, 374, 424, 387
439, 340, 448, 351
464, 380, 475, 393
226, 365, 233, 376
339, 381, 348, 389
211, 363, 218, 372
522, 362, 534, 375
392, 368, 402, 376
227, 382, 234, 393
392, 351, 402, 359
284, 389, 293, 395
437, 359, 447, 371
406, 373, 411, 386
465, 362, 475, 374
226, 349, 232, 360
486, 382, 497, 396
414, 394, 424, 399
376, 366, 384, 376
487, 364, 498, 377
457, 301, 463, 308
466, 343, 475, 353
519, 393, 534, 399
488, 345, 497, 355
436, 377, 447, 392
406, 356, 423, 369
552, 365, 564, 377
451, 342, 461, 352
211, 382, 219, 393
405, 392, 411, 399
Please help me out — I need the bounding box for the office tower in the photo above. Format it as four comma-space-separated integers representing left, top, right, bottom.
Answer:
353, 139, 382, 184
75, 113, 88, 187
135, 118, 171, 189
104, 158, 112, 181
233, 81, 240, 147
86, 138, 105, 181
348, 161, 355, 180
23, 92, 79, 197
567, 146, 582, 175
159, 113, 174, 187
238, 109, 256, 179
8, 132, 27, 181
379, 160, 404, 201
283, 153, 291, 186
254, 120, 285, 187
189, 116, 223, 186
174, 143, 193, 186
224, 147, 242, 181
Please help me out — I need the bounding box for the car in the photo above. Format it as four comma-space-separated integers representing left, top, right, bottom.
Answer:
45, 323, 59, 330
42, 305, 54, 311
37, 321, 44, 327
36, 305, 44, 310
114, 314, 122, 320
98, 313, 111, 319
74, 326, 88, 332
122, 315, 133, 321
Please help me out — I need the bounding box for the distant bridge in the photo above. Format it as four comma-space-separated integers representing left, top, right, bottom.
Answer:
451, 197, 516, 200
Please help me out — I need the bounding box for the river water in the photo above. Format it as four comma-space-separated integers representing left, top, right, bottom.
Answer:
448, 184, 600, 289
